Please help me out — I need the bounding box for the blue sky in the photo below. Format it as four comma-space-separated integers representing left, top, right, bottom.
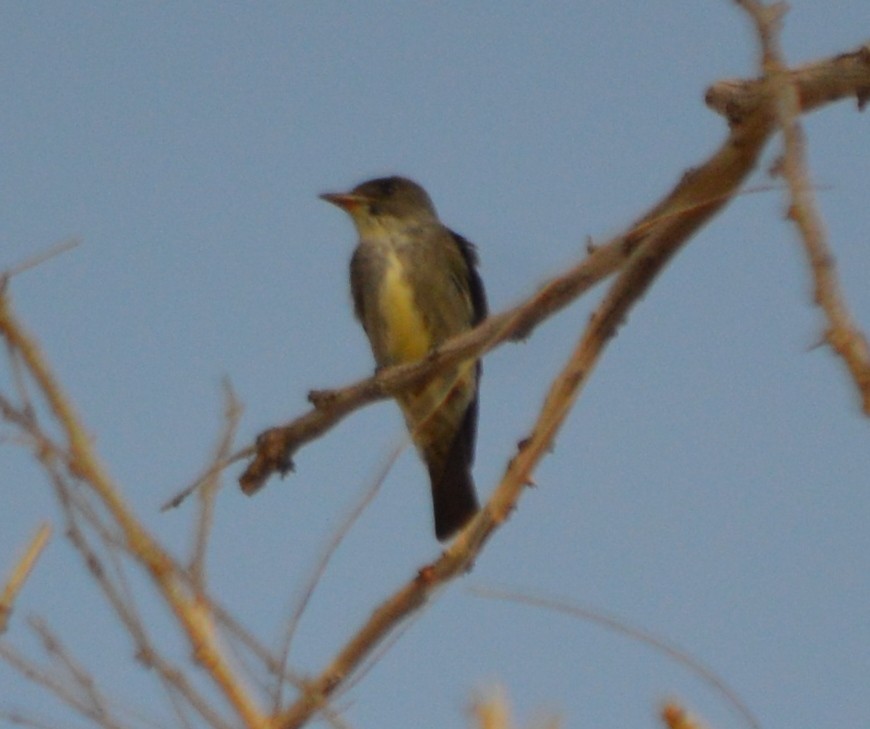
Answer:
2, 4, 869, 728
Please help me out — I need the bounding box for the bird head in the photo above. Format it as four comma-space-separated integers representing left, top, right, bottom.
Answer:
320, 176, 439, 235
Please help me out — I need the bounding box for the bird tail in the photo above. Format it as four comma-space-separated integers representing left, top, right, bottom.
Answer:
430, 459, 478, 541
427, 397, 480, 541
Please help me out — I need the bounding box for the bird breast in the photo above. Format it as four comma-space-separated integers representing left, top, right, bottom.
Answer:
378, 249, 432, 364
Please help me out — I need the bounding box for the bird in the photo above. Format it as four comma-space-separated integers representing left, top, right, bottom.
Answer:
320, 176, 487, 540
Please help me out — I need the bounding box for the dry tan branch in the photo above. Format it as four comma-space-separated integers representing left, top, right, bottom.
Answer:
190, 381, 243, 589
715, 14, 870, 413
237, 38, 870, 503
706, 40, 870, 124
0, 523, 51, 634
0, 291, 268, 729
273, 43, 782, 729
236, 235, 631, 496
470, 688, 560, 729
267, 18, 870, 729
471, 587, 758, 729
661, 701, 709, 729
766, 43, 870, 413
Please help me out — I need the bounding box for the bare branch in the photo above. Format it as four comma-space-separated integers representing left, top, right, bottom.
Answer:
190, 380, 244, 589
4, 15, 867, 729
471, 587, 759, 729
228, 41, 870, 504
0, 642, 108, 727
722, 8, 870, 413
706, 40, 870, 123
231, 226, 637, 498
2, 238, 81, 280
5, 374, 284, 727
275, 73, 776, 727
754, 24, 870, 413
0, 290, 269, 728
57, 482, 237, 729
0, 708, 65, 729
235, 178, 741, 498
0, 523, 51, 634
28, 616, 129, 729
272, 442, 399, 711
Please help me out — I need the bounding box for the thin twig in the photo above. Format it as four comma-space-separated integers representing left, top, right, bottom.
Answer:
0, 643, 99, 723
273, 441, 400, 711
0, 523, 52, 634
471, 587, 759, 729
56, 480, 237, 729
3, 238, 81, 280
161, 446, 254, 512
0, 709, 63, 729
0, 290, 268, 729
191, 380, 243, 588
28, 616, 128, 729
22, 400, 246, 729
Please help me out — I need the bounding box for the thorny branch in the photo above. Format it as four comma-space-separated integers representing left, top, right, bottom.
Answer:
274, 27, 818, 729
231, 42, 870, 504
726, 5, 870, 412
272, 30, 870, 729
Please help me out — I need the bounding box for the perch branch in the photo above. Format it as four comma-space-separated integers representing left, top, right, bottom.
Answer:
230, 40, 870, 503
275, 53, 777, 729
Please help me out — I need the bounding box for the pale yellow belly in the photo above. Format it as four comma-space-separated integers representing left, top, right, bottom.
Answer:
379, 253, 431, 363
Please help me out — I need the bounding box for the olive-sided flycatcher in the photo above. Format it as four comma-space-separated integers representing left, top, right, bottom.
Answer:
320, 176, 487, 540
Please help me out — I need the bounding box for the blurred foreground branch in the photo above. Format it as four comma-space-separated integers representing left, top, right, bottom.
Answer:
0, 523, 51, 634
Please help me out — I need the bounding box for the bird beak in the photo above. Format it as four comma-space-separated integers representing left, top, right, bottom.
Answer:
319, 192, 367, 212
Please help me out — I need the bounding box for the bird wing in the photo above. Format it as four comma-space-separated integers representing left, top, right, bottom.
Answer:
349, 244, 372, 332
449, 231, 488, 325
